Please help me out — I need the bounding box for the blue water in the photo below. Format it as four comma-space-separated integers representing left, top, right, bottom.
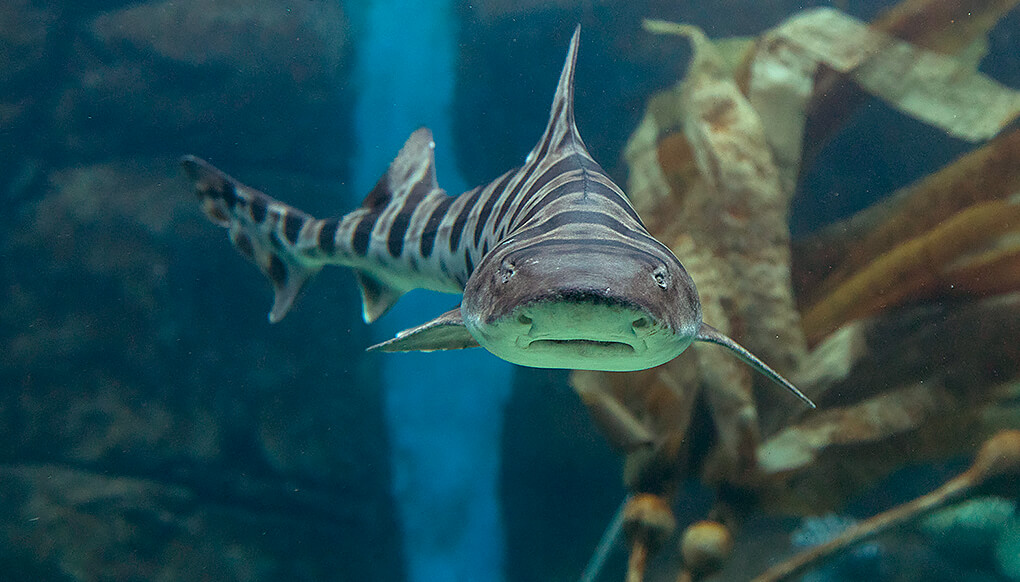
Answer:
348, 2, 513, 580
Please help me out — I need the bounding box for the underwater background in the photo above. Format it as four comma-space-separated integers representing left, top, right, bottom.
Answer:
1, 1, 1019, 581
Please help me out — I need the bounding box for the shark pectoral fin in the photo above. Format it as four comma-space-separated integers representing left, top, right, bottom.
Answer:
695, 323, 817, 409
366, 307, 480, 352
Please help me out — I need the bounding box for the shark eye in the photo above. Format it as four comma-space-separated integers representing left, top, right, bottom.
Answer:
499, 261, 516, 284
652, 266, 669, 289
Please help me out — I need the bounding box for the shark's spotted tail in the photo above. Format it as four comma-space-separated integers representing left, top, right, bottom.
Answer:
181, 129, 468, 324
181, 156, 324, 322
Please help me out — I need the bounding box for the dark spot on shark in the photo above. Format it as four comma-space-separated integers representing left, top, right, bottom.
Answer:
267, 254, 288, 285
250, 196, 267, 223
219, 181, 238, 208
283, 212, 304, 245
269, 230, 285, 252
234, 232, 255, 260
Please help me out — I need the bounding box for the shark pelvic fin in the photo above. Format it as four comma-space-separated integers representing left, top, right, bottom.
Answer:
695, 323, 816, 408
366, 307, 480, 352
355, 271, 405, 323
181, 155, 322, 323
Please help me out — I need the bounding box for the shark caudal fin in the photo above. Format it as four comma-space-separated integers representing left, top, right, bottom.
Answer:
695, 323, 816, 408
180, 156, 322, 323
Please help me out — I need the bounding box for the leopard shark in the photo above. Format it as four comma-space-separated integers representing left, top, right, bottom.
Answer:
181, 26, 815, 408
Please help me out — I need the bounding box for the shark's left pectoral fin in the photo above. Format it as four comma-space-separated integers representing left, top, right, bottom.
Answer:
366, 307, 481, 352
695, 323, 816, 409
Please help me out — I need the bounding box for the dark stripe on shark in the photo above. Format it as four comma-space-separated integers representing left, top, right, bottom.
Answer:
509, 236, 666, 264
473, 171, 515, 247
408, 173, 434, 206
521, 156, 576, 199
449, 188, 481, 252
420, 196, 454, 258
517, 178, 642, 228
388, 211, 412, 258
507, 130, 558, 228
490, 169, 521, 236
318, 218, 339, 255
513, 209, 656, 246
352, 213, 377, 256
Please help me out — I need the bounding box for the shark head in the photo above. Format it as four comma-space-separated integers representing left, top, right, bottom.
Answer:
460, 237, 702, 371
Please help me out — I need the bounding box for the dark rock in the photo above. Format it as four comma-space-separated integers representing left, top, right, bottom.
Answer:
0, 159, 403, 581
50, 0, 353, 174
0, 464, 383, 581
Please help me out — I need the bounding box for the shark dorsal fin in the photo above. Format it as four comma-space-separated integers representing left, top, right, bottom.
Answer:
530, 25, 584, 161
366, 307, 480, 352
362, 127, 439, 211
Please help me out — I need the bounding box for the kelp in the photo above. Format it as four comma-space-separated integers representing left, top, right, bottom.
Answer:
795, 128, 1020, 300
758, 8, 1020, 142
800, 198, 1020, 342
755, 430, 1020, 582
796, 128, 1020, 342
790, 0, 1020, 171
575, 1, 1020, 580
614, 20, 809, 488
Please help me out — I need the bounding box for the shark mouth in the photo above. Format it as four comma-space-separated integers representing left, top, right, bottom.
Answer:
523, 338, 637, 355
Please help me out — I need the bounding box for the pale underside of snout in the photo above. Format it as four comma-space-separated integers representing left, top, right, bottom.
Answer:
467, 299, 692, 371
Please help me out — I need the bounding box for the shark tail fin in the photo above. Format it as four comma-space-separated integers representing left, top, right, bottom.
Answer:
695, 323, 816, 409
180, 155, 323, 323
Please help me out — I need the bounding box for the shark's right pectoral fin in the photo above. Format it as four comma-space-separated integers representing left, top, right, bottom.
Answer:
367, 307, 480, 352
695, 323, 816, 409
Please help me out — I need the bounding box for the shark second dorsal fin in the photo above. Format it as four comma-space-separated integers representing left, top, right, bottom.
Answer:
366, 307, 480, 352
363, 127, 439, 211
352, 128, 443, 323
695, 323, 816, 408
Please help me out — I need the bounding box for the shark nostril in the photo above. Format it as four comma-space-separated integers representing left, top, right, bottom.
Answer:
517, 314, 533, 326
632, 317, 649, 329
